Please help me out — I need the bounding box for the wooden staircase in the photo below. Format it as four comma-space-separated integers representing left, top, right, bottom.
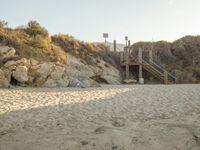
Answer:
129, 54, 177, 84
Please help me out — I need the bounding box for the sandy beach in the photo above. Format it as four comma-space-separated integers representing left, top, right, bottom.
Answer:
0, 84, 200, 150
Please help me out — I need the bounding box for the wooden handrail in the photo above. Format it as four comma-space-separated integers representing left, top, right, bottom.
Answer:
129, 53, 177, 82
148, 58, 177, 81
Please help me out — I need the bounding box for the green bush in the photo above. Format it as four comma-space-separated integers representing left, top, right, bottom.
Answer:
25, 21, 49, 38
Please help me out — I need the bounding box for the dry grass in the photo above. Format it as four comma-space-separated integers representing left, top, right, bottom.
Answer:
0, 22, 67, 64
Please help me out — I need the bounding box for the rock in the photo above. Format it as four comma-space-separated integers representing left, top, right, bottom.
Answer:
68, 77, 99, 88
36, 63, 54, 78
44, 76, 69, 88
0, 69, 10, 88
16, 58, 29, 66
30, 58, 39, 66
12, 66, 28, 83
0, 46, 16, 58
68, 78, 82, 87
4, 60, 16, 68
56, 77, 70, 87
80, 78, 100, 88
4, 58, 28, 68
50, 65, 65, 80
100, 75, 121, 84
29, 63, 66, 87
65, 54, 95, 78
44, 78, 57, 88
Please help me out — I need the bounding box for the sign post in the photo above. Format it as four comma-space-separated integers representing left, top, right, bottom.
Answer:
103, 33, 109, 45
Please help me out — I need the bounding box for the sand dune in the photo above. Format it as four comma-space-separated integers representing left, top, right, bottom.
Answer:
0, 85, 200, 150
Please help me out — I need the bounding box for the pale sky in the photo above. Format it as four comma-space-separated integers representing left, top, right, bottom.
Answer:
0, 0, 200, 43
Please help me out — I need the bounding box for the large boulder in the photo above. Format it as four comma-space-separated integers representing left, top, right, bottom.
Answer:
36, 63, 54, 78
29, 62, 68, 87
12, 66, 28, 83
0, 69, 10, 88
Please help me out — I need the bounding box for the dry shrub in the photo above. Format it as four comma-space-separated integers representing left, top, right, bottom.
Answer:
0, 22, 67, 64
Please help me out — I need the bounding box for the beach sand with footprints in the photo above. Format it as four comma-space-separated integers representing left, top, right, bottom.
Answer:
0, 84, 200, 150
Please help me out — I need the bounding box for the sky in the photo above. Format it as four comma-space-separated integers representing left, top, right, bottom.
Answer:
0, 0, 200, 43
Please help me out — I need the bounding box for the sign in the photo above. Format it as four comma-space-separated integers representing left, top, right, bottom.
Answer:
103, 33, 109, 38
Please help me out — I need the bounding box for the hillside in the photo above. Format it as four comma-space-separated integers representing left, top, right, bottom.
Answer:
0, 21, 121, 88
0, 20, 200, 87
131, 36, 200, 83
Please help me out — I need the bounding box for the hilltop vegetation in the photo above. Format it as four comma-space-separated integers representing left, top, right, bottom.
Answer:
0, 20, 67, 64
0, 20, 119, 67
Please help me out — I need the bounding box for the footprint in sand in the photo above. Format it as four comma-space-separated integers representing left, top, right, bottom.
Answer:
94, 126, 110, 134
111, 117, 126, 127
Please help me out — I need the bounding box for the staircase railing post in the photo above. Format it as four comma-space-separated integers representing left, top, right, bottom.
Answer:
114, 40, 116, 52
164, 71, 168, 84
125, 47, 129, 80
138, 48, 144, 84
128, 40, 131, 54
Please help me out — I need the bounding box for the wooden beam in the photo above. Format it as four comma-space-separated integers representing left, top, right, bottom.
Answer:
128, 40, 131, 54
164, 71, 168, 84
114, 40, 116, 52
138, 48, 143, 79
125, 47, 129, 79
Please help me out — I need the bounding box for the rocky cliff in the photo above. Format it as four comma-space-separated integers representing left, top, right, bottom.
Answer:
0, 21, 121, 88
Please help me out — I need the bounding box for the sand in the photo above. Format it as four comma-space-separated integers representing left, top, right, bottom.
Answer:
0, 84, 200, 150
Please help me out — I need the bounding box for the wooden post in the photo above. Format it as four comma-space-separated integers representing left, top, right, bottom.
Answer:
164, 71, 168, 84
128, 40, 131, 54
138, 48, 143, 83
149, 44, 153, 62
125, 47, 129, 79
119, 52, 123, 65
114, 40, 116, 52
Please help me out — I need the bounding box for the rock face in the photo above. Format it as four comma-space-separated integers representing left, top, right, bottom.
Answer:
44, 77, 69, 88
12, 66, 28, 83
100, 75, 121, 84
50, 65, 65, 80
66, 54, 121, 85
36, 63, 54, 79
0, 46, 122, 88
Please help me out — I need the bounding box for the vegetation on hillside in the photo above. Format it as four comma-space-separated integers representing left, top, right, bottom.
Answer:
0, 20, 67, 64
52, 34, 120, 68
0, 20, 118, 69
